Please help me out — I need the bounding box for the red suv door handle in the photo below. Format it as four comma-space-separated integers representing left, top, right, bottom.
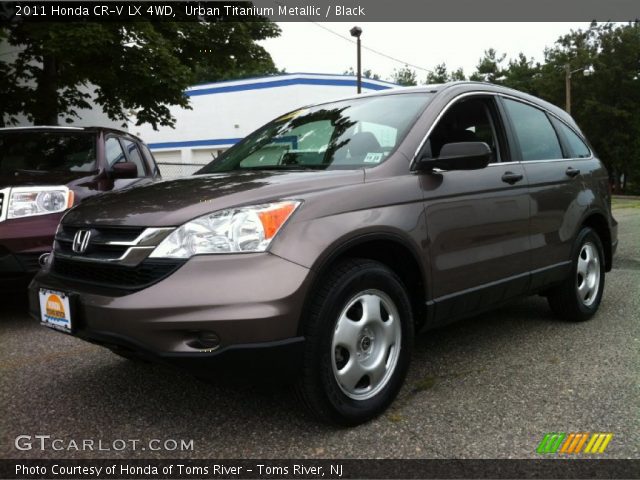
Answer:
502, 172, 524, 184
566, 167, 581, 178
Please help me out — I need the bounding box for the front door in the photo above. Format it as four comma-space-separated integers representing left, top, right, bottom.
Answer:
420, 95, 531, 323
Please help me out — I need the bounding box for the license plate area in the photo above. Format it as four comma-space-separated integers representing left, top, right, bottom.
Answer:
39, 288, 73, 333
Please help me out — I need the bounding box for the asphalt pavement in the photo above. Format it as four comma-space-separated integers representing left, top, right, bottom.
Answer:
1, 201, 638, 459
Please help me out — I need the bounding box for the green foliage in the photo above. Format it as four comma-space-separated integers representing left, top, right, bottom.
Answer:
470, 48, 506, 83
1, 13, 280, 129
430, 22, 640, 191
531, 22, 640, 191
343, 67, 381, 80
391, 65, 417, 86
426, 63, 466, 83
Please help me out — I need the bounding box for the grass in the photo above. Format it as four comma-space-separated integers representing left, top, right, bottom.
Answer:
612, 197, 640, 210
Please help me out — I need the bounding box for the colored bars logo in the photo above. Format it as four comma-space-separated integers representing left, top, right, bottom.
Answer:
537, 433, 613, 454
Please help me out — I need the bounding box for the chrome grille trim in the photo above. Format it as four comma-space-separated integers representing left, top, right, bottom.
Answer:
103, 227, 174, 246
0, 188, 9, 222
53, 226, 175, 266
54, 246, 156, 267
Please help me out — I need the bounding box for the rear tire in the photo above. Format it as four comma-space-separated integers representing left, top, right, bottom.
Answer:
296, 259, 414, 426
547, 227, 605, 322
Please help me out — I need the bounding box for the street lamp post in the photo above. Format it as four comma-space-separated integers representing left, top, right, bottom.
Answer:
350, 26, 362, 94
564, 64, 594, 115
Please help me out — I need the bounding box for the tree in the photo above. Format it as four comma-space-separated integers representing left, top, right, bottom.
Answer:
425, 63, 466, 84
1, 15, 280, 129
536, 22, 640, 192
470, 48, 506, 83
391, 65, 417, 86
343, 67, 381, 80
501, 53, 541, 94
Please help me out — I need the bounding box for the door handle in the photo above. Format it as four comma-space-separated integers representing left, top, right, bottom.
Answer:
566, 167, 581, 178
501, 171, 524, 185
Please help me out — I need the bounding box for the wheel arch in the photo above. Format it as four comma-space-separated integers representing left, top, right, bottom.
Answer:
579, 209, 612, 271
301, 232, 429, 333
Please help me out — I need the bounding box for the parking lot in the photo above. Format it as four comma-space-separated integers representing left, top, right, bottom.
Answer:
1, 200, 639, 460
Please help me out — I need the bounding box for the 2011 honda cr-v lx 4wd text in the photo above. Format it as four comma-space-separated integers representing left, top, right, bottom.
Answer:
29, 82, 617, 425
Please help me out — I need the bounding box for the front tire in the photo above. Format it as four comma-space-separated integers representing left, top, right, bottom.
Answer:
297, 259, 414, 426
547, 227, 606, 322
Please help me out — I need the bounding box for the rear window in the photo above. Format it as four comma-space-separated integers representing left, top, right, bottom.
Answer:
550, 117, 591, 159
0, 131, 97, 174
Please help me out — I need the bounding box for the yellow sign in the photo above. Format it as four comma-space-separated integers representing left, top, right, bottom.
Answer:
45, 294, 66, 319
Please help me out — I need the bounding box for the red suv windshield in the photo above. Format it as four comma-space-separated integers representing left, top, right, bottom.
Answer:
0, 131, 97, 174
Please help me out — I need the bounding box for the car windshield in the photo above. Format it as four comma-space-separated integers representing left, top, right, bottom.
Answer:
199, 93, 432, 173
0, 131, 97, 174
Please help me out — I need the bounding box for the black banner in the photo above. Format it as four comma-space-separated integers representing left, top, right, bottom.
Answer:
3, 459, 640, 479
1, 0, 639, 22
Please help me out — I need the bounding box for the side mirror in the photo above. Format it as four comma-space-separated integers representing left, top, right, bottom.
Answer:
417, 142, 492, 171
111, 162, 138, 179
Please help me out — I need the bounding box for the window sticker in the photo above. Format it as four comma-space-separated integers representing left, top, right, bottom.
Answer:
363, 152, 384, 164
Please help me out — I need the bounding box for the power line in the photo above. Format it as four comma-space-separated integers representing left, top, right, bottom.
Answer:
308, 22, 434, 74
269, 0, 432, 74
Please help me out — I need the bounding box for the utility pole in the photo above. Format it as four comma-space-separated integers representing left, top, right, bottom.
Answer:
565, 64, 572, 115
350, 26, 363, 94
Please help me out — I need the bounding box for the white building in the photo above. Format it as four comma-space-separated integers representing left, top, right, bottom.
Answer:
128, 73, 397, 177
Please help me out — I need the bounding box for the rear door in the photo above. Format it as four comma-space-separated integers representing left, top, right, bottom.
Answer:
499, 97, 583, 289
421, 94, 531, 322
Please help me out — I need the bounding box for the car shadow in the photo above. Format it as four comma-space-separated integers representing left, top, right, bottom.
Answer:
34, 295, 563, 436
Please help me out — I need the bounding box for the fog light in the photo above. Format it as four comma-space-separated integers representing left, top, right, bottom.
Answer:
187, 331, 221, 351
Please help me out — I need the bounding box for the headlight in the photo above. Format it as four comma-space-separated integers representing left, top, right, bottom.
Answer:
149, 201, 301, 258
7, 186, 74, 219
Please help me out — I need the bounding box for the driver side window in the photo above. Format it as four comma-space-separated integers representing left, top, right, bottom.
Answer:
427, 97, 502, 163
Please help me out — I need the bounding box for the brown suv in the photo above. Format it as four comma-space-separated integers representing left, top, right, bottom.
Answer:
29, 83, 617, 425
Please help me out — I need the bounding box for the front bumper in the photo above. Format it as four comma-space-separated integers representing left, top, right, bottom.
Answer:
29, 252, 311, 374
0, 251, 44, 288
0, 212, 62, 288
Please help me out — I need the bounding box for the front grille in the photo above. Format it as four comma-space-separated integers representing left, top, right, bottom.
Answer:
51, 256, 184, 291
55, 225, 146, 261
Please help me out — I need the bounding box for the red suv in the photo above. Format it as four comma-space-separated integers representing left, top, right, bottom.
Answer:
0, 126, 160, 290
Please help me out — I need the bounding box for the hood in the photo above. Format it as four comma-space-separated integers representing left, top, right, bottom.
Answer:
62, 169, 365, 227
0, 170, 95, 189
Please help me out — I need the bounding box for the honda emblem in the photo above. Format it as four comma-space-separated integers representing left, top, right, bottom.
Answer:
72, 230, 92, 254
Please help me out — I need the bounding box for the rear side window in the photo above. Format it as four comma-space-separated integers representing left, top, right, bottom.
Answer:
550, 117, 591, 158
503, 99, 562, 161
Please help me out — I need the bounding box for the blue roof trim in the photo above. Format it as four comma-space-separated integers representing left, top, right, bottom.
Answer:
149, 138, 242, 149
288, 72, 398, 86
187, 77, 392, 97
189, 73, 398, 89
